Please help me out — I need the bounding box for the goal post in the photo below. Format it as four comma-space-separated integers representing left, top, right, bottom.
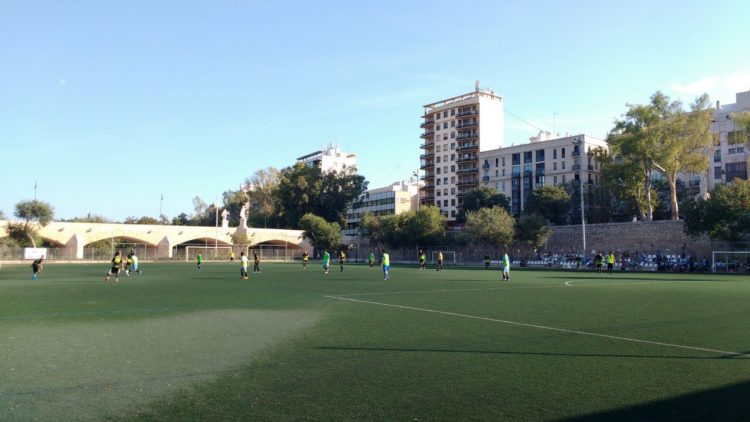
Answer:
711, 251, 750, 273
431, 250, 457, 265
184, 246, 235, 262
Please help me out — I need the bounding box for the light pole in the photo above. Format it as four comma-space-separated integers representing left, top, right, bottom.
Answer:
213, 202, 219, 255
573, 138, 587, 259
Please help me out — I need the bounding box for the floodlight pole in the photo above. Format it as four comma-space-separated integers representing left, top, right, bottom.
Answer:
574, 138, 587, 259
214, 204, 219, 254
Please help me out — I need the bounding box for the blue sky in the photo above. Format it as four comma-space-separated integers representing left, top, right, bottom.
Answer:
2, 0, 749, 221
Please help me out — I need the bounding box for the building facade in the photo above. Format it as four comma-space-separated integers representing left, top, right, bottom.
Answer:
478, 133, 609, 215
343, 181, 420, 236
706, 90, 749, 192
419, 83, 504, 224
297, 144, 357, 174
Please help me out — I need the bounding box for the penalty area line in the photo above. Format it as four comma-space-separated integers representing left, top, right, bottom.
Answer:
324, 295, 749, 359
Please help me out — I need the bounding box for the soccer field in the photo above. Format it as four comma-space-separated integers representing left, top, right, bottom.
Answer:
1, 262, 750, 421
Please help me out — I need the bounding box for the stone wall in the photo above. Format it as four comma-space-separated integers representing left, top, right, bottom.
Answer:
546, 220, 722, 258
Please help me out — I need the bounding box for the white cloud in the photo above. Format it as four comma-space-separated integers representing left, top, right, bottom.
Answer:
670, 71, 750, 104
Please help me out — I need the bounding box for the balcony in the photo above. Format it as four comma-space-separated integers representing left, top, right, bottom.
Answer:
420, 152, 434, 160
420, 131, 435, 139
420, 119, 435, 128
456, 133, 478, 141
456, 121, 478, 129
572, 164, 581, 171
420, 140, 434, 149
421, 183, 435, 189
421, 195, 435, 202
457, 110, 478, 117
482, 163, 490, 169
420, 161, 435, 170
421, 173, 435, 180
457, 167, 479, 174
482, 175, 490, 182
456, 142, 479, 152
457, 179, 477, 187
456, 155, 477, 163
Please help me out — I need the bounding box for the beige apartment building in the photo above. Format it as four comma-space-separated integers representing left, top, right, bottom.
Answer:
343, 180, 420, 236
420, 83, 504, 224
478, 132, 608, 215
297, 144, 357, 174
706, 89, 749, 192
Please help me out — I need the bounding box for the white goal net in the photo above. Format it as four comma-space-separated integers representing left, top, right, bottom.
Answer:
184, 246, 235, 262
431, 251, 456, 265
711, 251, 750, 273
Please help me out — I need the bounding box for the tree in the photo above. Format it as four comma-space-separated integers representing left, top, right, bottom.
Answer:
60, 213, 110, 223
299, 213, 342, 254
276, 163, 367, 228
683, 180, 750, 243
515, 213, 552, 251
124, 216, 160, 224
405, 206, 446, 247
730, 111, 750, 145
245, 167, 281, 227
523, 186, 571, 225
359, 212, 384, 250
12, 200, 54, 248
465, 206, 515, 250
0, 210, 6, 220
457, 187, 510, 222
596, 150, 651, 221
650, 94, 715, 219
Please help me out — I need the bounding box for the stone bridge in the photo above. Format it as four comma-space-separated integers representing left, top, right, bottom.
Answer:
0, 220, 308, 259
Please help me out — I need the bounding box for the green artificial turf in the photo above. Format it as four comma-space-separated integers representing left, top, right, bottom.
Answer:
1, 262, 749, 421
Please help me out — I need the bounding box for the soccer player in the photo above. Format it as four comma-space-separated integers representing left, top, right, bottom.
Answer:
253, 251, 261, 274
381, 249, 390, 281
606, 251, 615, 275
125, 251, 134, 275
418, 250, 426, 270
339, 249, 346, 272
436, 251, 444, 271
368, 251, 375, 270
31, 256, 44, 280
240, 251, 249, 279
322, 250, 331, 275
302, 251, 309, 270
127, 251, 142, 275
594, 252, 604, 275
229, 251, 235, 262
105, 251, 122, 283
484, 254, 491, 269
501, 250, 510, 282
196, 253, 203, 270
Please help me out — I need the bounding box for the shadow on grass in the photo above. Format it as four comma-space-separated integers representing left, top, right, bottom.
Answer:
314, 346, 747, 361
561, 379, 750, 421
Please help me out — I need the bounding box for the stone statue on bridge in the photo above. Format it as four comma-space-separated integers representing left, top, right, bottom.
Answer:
239, 202, 249, 229
221, 208, 230, 229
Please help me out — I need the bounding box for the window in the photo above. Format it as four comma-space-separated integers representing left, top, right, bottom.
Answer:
443, 200, 448, 207
451, 176, 455, 183
714, 166, 722, 180
451, 198, 456, 206
443, 111, 447, 118
726, 162, 747, 180
714, 150, 721, 162
502, 156, 506, 167
562, 161, 566, 170
450, 132, 455, 139
451, 121, 455, 127
553, 162, 557, 171
553, 149, 557, 159
495, 170, 499, 177
512, 153, 520, 165
561, 148, 566, 158
451, 143, 456, 150
436, 179, 441, 186
443, 189, 448, 195
502, 169, 505, 176
443, 177, 448, 184
450, 165, 455, 172
436, 168, 441, 174
450, 210, 456, 217
562, 175, 566, 183
554, 176, 558, 185
451, 109, 455, 116
436, 156, 441, 163
495, 158, 499, 167
443, 134, 448, 140
729, 146, 745, 154
437, 190, 441, 197
436, 145, 441, 152
443, 155, 448, 162
536, 149, 545, 162
443, 122, 448, 129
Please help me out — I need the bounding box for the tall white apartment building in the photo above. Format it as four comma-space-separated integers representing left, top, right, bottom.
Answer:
706, 90, 749, 192
343, 180, 420, 236
297, 144, 357, 174
478, 133, 608, 215
420, 83, 504, 224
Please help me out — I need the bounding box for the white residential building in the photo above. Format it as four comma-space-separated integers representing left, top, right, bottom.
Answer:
297, 144, 357, 174
419, 83, 504, 225
479, 133, 609, 215
343, 180, 420, 236
706, 90, 749, 193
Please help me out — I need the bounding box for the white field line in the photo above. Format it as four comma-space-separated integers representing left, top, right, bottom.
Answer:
563, 279, 713, 288
324, 295, 749, 358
